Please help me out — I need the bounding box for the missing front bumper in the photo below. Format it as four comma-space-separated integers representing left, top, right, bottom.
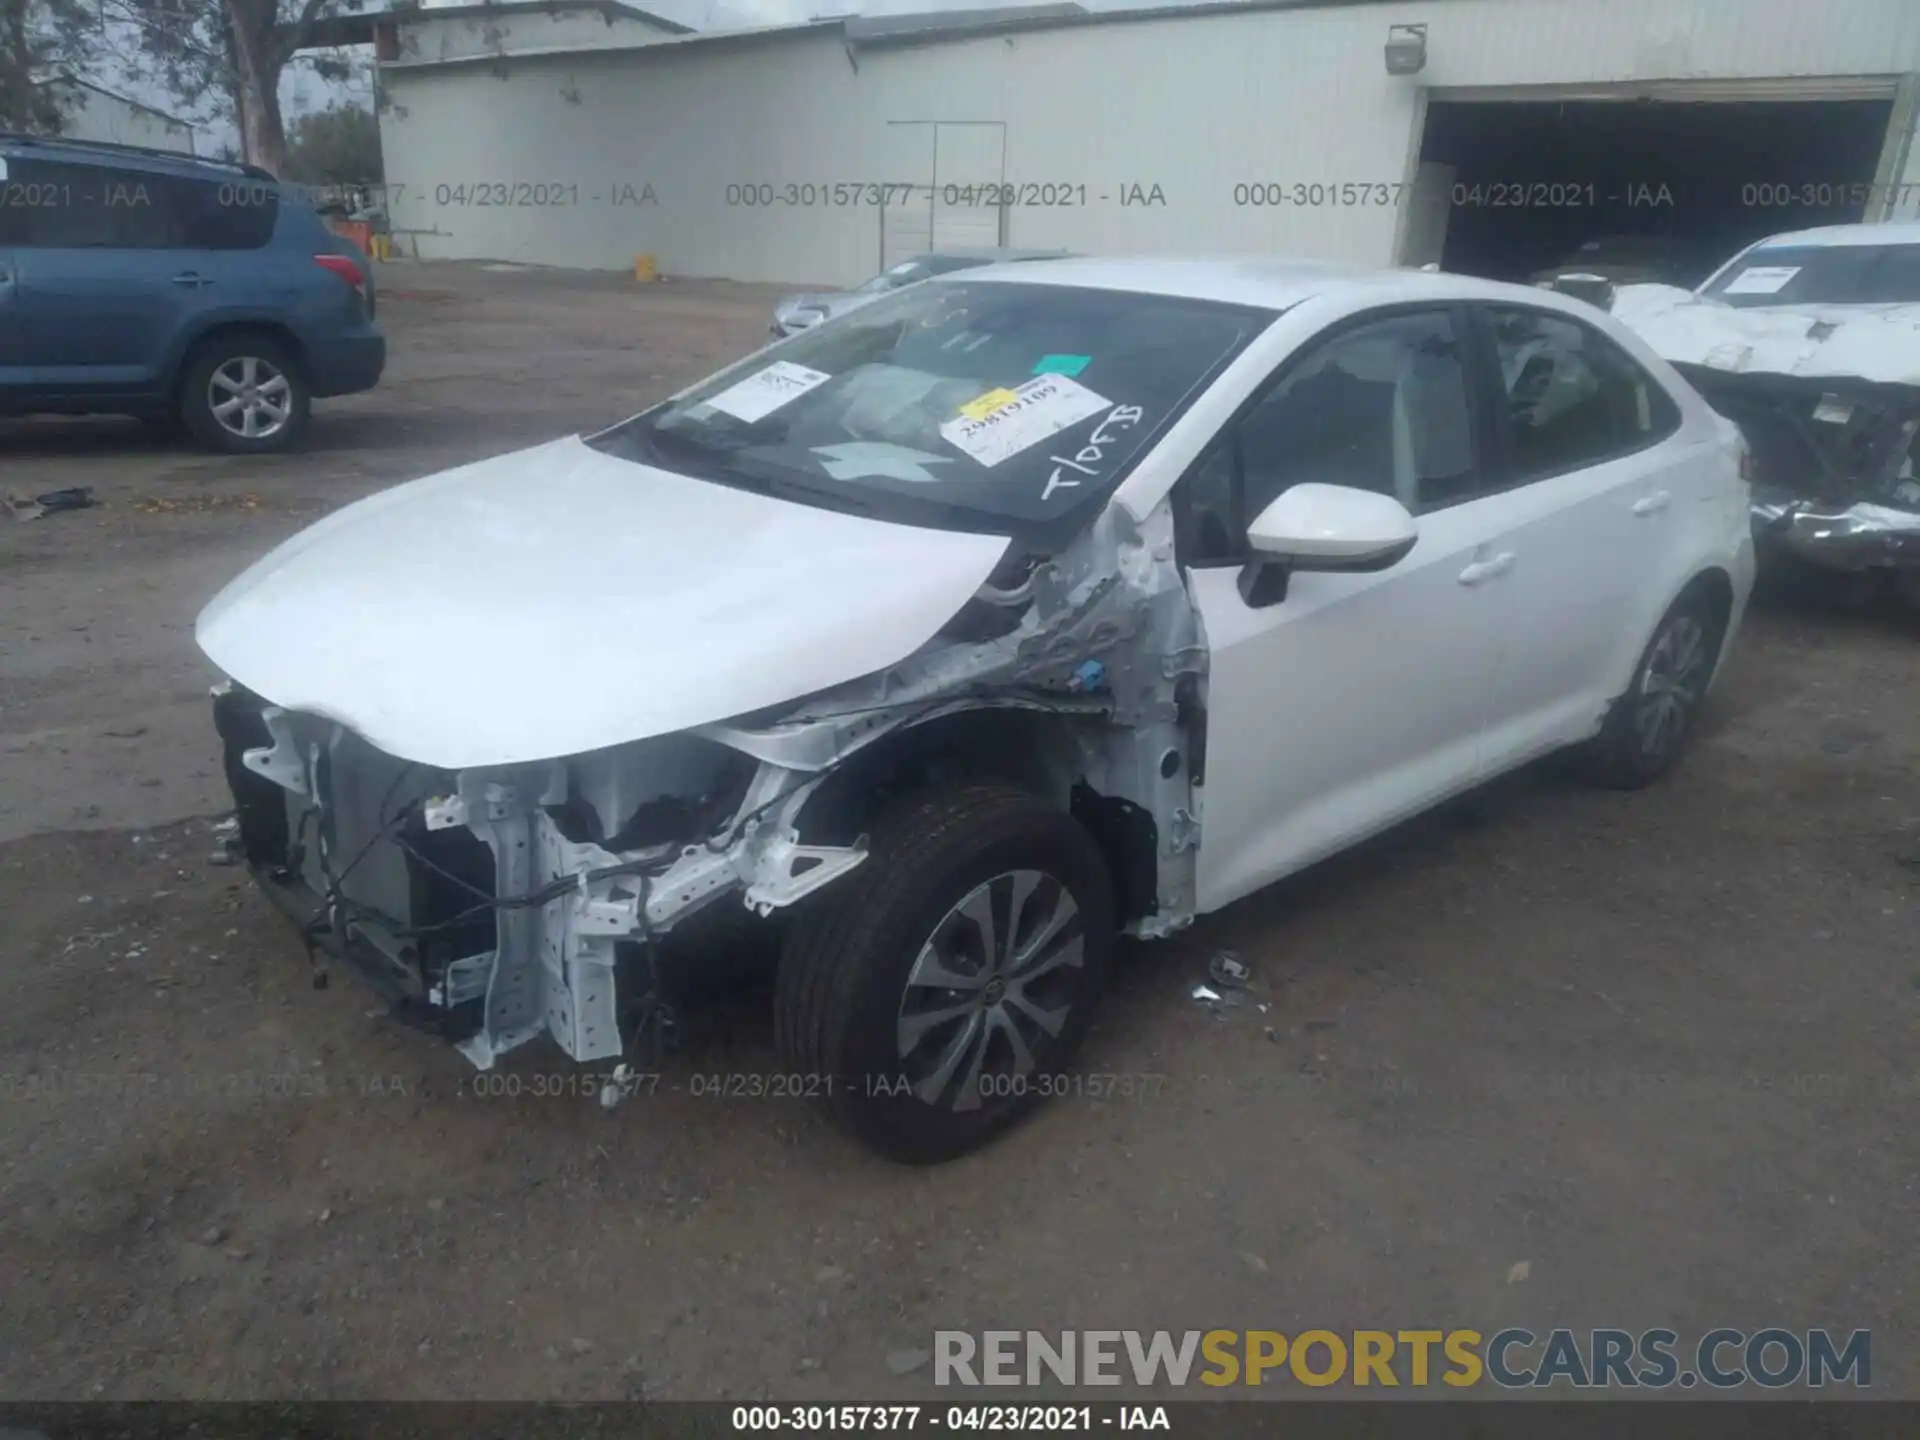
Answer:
211, 682, 866, 1070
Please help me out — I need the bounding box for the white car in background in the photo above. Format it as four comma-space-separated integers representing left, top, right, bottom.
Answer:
199, 257, 1754, 1163
771, 247, 1072, 337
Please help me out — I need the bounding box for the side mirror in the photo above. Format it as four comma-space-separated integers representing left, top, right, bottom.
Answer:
1239, 483, 1418, 608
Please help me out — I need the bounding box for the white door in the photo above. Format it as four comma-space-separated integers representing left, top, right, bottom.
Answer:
1181, 307, 1514, 914
879, 122, 1007, 267
932, 123, 1006, 250
1466, 303, 1701, 771
880, 121, 935, 269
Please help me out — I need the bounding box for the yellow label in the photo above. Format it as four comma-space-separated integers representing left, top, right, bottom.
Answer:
959, 387, 1019, 421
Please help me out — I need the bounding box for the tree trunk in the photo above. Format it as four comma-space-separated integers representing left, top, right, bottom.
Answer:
225, 0, 289, 175
0, 0, 56, 132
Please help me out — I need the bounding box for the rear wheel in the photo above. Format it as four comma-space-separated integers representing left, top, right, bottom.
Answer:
776, 782, 1115, 1164
1581, 587, 1725, 789
180, 337, 310, 454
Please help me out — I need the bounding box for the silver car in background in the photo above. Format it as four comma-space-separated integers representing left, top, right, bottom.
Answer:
771, 248, 1072, 337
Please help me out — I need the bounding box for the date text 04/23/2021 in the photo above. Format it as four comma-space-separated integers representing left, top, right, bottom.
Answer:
729, 1405, 1171, 1431
460, 1071, 1172, 1101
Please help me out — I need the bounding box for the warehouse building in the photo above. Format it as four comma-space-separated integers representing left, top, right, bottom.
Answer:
360, 0, 1920, 288
35, 76, 196, 155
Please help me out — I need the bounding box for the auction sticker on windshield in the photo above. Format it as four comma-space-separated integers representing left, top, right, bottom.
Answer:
941, 374, 1111, 468
704, 360, 833, 423
1721, 265, 1800, 296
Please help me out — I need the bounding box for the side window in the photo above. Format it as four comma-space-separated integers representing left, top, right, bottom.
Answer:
4, 161, 174, 249
1177, 310, 1475, 564
170, 177, 279, 250
1485, 307, 1678, 481
1866, 245, 1920, 303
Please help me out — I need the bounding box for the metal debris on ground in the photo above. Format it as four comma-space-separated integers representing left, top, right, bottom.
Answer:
6, 487, 96, 522
1208, 950, 1252, 988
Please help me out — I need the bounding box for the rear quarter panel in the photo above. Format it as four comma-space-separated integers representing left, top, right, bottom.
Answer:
1600, 324, 1752, 696
161, 199, 377, 375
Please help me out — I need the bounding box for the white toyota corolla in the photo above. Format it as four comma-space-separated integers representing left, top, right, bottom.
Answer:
198, 256, 1755, 1162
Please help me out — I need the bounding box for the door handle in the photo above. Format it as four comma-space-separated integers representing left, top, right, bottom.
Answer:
1631, 490, 1672, 516
171, 272, 208, 287
1458, 552, 1515, 586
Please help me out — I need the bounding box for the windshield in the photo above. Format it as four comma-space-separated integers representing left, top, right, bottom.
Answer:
1700, 243, 1920, 307
588, 279, 1273, 536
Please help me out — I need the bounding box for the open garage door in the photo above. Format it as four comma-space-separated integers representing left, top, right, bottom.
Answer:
1415, 82, 1906, 287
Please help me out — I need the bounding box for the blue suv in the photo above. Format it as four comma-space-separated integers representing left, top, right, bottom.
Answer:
0, 133, 384, 453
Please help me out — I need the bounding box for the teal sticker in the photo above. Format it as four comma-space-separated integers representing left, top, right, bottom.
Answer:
1032, 354, 1091, 377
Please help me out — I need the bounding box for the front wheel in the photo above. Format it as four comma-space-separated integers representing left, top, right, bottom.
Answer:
775, 782, 1115, 1164
180, 338, 311, 454
1580, 586, 1725, 789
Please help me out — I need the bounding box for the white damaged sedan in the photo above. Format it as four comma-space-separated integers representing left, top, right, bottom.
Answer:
199, 256, 1755, 1162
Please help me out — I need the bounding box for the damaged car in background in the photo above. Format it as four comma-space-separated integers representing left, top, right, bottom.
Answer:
198, 257, 1754, 1163
1595, 222, 1920, 609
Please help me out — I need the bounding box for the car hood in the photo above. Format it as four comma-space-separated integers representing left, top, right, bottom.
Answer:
195, 434, 1012, 770
1610, 283, 1920, 385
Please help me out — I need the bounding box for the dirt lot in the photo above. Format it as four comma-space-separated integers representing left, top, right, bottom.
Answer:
1, 262, 1916, 1402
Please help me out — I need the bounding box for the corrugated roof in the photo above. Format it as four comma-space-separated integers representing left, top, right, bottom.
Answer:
301, 0, 694, 51
840, 3, 1086, 42
398, 0, 694, 31
379, 0, 1422, 69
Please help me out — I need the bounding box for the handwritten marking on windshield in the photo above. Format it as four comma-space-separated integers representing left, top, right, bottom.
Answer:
1041, 405, 1146, 501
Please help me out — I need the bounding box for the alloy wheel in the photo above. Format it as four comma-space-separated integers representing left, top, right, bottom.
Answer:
1635, 613, 1708, 761
895, 869, 1085, 1112
207, 356, 293, 441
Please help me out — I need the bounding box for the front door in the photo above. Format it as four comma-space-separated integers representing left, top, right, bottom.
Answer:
1179, 307, 1514, 913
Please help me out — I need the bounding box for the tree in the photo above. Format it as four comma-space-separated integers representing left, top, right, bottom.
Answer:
284, 99, 380, 185
0, 0, 92, 132
102, 0, 370, 176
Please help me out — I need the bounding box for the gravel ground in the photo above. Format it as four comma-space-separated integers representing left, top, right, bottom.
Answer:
1, 262, 1915, 1402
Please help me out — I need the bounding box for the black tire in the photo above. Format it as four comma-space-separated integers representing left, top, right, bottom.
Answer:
179, 335, 311, 454
1580, 586, 1726, 790
776, 781, 1115, 1164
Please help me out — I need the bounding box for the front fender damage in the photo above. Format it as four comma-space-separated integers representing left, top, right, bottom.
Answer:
218, 496, 1205, 1069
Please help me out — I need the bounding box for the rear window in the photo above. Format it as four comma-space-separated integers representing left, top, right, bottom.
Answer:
0, 158, 278, 249
589, 279, 1274, 537
1701, 243, 1920, 307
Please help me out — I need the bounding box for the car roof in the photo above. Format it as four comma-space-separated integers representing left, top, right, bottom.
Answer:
0, 130, 276, 185
937, 254, 1569, 312
1744, 220, 1920, 250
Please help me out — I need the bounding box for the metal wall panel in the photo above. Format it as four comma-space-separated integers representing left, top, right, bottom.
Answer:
379, 0, 1920, 286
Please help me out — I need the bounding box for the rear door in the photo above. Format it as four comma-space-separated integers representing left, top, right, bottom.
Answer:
1463, 303, 1696, 773
7, 158, 212, 396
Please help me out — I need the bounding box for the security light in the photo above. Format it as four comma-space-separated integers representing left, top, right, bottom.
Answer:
1385, 23, 1427, 75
